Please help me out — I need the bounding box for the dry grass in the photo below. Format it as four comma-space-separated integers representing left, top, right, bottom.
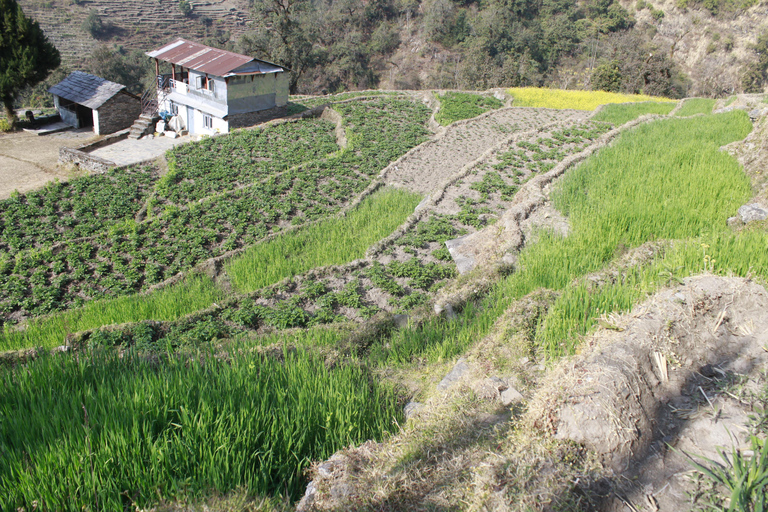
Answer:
302, 287, 606, 511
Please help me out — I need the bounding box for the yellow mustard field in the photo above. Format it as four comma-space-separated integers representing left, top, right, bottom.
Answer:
508, 87, 676, 110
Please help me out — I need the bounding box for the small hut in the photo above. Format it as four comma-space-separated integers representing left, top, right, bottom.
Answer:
49, 71, 141, 135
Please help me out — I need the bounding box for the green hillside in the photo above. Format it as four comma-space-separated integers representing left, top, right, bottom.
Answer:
2, 90, 767, 510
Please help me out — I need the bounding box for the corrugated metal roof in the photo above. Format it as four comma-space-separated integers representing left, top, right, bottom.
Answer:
147, 39, 284, 77
48, 71, 126, 110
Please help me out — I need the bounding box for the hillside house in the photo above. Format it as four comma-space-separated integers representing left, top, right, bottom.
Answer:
49, 71, 141, 135
146, 39, 289, 134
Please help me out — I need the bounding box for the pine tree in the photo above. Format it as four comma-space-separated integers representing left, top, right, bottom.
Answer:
0, 0, 60, 129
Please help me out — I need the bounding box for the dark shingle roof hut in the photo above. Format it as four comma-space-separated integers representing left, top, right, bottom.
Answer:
49, 71, 141, 135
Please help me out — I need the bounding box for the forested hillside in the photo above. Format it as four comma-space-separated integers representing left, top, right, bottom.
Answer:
14, 0, 768, 105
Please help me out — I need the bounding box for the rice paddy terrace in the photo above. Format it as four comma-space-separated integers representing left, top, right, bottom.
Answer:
1, 89, 768, 511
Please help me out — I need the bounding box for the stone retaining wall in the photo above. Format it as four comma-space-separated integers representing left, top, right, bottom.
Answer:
58, 129, 129, 173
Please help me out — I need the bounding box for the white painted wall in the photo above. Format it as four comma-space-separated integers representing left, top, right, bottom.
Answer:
187, 107, 228, 135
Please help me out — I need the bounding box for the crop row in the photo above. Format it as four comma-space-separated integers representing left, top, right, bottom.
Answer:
0, 167, 157, 253
0, 98, 432, 324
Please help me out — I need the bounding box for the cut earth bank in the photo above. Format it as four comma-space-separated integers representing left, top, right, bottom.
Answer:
299, 274, 768, 511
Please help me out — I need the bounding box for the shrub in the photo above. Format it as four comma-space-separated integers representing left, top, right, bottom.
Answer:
81, 9, 105, 38
179, 0, 193, 16
592, 61, 623, 92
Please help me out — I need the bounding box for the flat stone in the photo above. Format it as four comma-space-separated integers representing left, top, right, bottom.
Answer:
89, 134, 191, 167
393, 314, 409, 328
23, 121, 72, 136
738, 203, 768, 223
414, 195, 431, 211
500, 386, 524, 406
727, 216, 742, 227
434, 303, 457, 318
445, 236, 476, 274
437, 357, 470, 391
404, 401, 423, 419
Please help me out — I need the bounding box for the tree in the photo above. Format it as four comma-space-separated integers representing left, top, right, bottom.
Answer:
82, 9, 105, 38
0, 0, 60, 129
742, 31, 768, 93
242, 0, 319, 93
591, 60, 622, 91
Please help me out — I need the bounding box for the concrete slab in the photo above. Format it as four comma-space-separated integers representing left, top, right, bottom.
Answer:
89, 134, 193, 167
23, 121, 72, 136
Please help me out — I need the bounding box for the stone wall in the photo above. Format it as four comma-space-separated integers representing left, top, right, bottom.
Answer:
227, 105, 288, 130
58, 129, 129, 173
59, 147, 115, 173
96, 92, 141, 135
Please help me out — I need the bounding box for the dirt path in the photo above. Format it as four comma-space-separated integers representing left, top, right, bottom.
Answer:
385, 107, 589, 195
0, 129, 97, 199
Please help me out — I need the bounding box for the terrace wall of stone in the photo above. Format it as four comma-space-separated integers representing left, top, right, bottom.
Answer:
58, 130, 128, 173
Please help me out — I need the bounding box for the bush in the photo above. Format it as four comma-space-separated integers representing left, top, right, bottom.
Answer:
592, 61, 623, 92
82, 9, 105, 38
742, 31, 768, 93
179, 0, 193, 17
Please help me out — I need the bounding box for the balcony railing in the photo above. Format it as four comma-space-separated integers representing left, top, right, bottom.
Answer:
168, 78, 226, 105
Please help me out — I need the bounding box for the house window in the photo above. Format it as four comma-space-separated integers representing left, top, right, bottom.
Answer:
196, 75, 203, 89
208, 79, 215, 93
203, 115, 213, 129
169, 102, 178, 115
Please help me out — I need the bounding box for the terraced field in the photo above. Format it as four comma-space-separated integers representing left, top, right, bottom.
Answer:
4, 90, 767, 512
385, 107, 588, 194
18, 0, 252, 65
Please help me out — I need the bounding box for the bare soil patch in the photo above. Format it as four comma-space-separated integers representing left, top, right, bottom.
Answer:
532, 275, 768, 510
0, 129, 97, 199
385, 107, 588, 195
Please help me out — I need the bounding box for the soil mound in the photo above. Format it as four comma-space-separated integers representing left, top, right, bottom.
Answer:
531, 275, 768, 509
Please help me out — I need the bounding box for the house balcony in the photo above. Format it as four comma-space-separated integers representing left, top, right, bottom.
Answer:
159, 77, 229, 118
167, 78, 226, 105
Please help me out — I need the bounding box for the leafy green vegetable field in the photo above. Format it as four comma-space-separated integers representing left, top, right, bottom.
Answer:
0, 188, 422, 351
0, 97, 431, 324
435, 92, 503, 126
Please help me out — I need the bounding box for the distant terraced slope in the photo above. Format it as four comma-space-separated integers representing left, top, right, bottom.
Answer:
18, 0, 254, 66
